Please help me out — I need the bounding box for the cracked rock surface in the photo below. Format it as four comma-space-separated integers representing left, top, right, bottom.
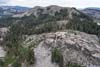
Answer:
24, 30, 100, 67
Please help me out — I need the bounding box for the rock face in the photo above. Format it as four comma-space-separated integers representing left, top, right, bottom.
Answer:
24, 30, 100, 67
0, 28, 8, 59
0, 46, 6, 58
34, 42, 58, 67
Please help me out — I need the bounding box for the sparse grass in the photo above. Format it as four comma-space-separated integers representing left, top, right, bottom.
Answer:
3, 52, 16, 67
67, 62, 82, 67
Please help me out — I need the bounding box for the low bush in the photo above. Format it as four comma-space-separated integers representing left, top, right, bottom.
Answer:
51, 48, 63, 67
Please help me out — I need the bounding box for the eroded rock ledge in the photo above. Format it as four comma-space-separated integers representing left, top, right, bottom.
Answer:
24, 30, 100, 67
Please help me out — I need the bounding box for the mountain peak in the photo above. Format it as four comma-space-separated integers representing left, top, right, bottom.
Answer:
13, 5, 81, 18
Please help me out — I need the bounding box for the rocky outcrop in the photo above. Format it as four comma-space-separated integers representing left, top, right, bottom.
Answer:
0, 28, 8, 59
0, 46, 6, 58
24, 30, 100, 67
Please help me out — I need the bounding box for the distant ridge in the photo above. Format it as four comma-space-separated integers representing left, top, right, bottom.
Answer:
81, 7, 100, 19
0, 6, 31, 17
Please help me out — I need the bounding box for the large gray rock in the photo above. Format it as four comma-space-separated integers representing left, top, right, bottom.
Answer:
0, 46, 6, 58
24, 30, 100, 67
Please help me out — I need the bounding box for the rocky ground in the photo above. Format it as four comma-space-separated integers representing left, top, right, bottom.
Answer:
23, 30, 100, 67
0, 46, 6, 58
0, 27, 8, 59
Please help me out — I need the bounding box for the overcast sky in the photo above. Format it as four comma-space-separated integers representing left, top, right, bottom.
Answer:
0, 0, 100, 8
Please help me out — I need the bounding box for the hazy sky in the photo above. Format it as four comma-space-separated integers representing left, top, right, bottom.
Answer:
0, 0, 100, 8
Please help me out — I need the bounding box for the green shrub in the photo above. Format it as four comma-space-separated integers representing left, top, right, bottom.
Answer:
0, 59, 4, 66
67, 62, 82, 67
12, 60, 21, 67
27, 49, 35, 64
19, 47, 35, 65
51, 48, 63, 67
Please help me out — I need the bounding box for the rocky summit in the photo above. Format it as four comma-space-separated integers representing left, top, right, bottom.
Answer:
23, 30, 100, 67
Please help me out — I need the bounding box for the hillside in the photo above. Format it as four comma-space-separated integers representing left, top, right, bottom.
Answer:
10, 5, 100, 35
1, 30, 100, 67
0, 5, 100, 67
